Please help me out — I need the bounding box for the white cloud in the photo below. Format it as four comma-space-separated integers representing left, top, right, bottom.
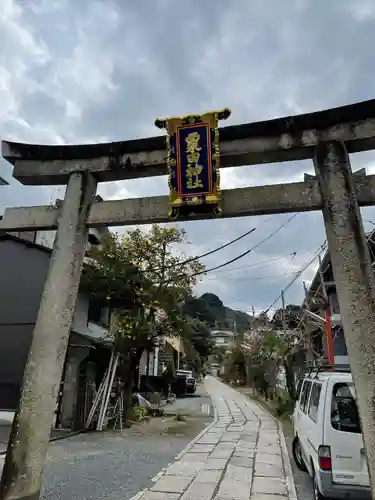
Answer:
2, 0, 375, 314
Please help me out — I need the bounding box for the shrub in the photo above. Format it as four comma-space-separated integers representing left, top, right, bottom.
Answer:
274, 393, 294, 416
133, 405, 148, 421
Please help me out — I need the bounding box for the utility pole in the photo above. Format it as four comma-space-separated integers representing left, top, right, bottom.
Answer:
318, 254, 334, 365
0, 173, 97, 500
314, 140, 375, 493
281, 290, 286, 334
302, 281, 314, 362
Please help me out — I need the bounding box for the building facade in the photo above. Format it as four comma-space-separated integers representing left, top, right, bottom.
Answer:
210, 329, 235, 347
0, 231, 112, 430
302, 229, 375, 366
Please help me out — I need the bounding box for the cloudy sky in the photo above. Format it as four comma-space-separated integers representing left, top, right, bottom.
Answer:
1, 0, 375, 317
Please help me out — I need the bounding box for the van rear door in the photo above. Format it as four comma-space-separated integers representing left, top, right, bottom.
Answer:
325, 381, 369, 487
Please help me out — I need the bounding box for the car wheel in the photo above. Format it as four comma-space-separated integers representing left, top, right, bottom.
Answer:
312, 469, 325, 500
292, 437, 308, 472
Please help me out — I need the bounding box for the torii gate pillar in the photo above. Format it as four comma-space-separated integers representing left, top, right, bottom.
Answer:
314, 140, 375, 486
0, 172, 97, 500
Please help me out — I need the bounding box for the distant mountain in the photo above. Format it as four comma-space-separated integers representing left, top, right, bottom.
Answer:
183, 293, 253, 334
182, 293, 301, 334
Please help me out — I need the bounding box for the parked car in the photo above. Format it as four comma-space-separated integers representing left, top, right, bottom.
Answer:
292, 368, 370, 500
176, 370, 196, 394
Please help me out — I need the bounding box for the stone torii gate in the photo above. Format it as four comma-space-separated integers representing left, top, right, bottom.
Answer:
1, 99, 375, 499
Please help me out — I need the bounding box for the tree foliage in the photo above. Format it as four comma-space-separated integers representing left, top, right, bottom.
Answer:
82, 225, 205, 351
81, 225, 206, 420
271, 304, 301, 329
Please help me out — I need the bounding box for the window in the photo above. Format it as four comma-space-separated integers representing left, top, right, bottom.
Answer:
296, 379, 303, 400
308, 383, 322, 422
299, 380, 312, 413
88, 300, 110, 327
331, 382, 361, 434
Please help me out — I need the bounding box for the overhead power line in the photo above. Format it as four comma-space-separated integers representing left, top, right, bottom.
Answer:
189, 213, 299, 278
203, 271, 298, 282
264, 242, 327, 314
207, 243, 322, 276
139, 225, 257, 275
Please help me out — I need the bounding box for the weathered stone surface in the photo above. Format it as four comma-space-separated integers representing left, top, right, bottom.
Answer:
190, 444, 216, 454
256, 445, 281, 456
252, 477, 287, 496
141, 492, 180, 500
233, 450, 256, 459
216, 442, 237, 450
210, 449, 233, 459
129, 377, 295, 500
215, 479, 251, 500
229, 456, 254, 468
194, 469, 223, 483
166, 461, 204, 476
204, 458, 229, 470
180, 481, 217, 500
255, 453, 283, 467
183, 452, 209, 462
254, 461, 284, 478
225, 464, 252, 483
250, 495, 287, 500
150, 475, 193, 493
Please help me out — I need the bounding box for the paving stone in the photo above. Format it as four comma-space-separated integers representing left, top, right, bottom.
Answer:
215, 479, 251, 500
216, 442, 237, 450
190, 444, 216, 453
150, 475, 193, 493
254, 461, 284, 478
239, 434, 258, 443
236, 444, 256, 451
181, 481, 218, 500
204, 458, 229, 470
225, 464, 253, 482
229, 456, 254, 468
251, 495, 287, 500
256, 446, 281, 456
252, 477, 287, 496
210, 449, 233, 459
140, 492, 181, 500
233, 450, 256, 459
255, 453, 283, 467
257, 437, 280, 446
166, 461, 204, 475
183, 452, 209, 462
195, 469, 222, 483
220, 436, 239, 442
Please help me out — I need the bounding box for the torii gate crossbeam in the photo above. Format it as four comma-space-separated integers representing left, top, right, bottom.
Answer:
1, 100, 375, 500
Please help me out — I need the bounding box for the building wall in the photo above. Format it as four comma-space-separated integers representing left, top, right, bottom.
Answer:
0, 239, 49, 409
0, 237, 109, 412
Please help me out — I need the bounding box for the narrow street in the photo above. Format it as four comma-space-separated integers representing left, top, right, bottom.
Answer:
130, 376, 296, 500
1, 377, 305, 500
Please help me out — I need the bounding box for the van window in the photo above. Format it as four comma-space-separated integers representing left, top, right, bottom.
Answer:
331, 382, 361, 434
308, 382, 322, 422
299, 380, 312, 413
296, 379, 303, 400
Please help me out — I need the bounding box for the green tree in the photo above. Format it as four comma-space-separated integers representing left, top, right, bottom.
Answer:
82, 225, 205, 422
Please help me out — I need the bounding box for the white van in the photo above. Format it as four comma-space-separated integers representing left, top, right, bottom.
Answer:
292, 369, 370, 500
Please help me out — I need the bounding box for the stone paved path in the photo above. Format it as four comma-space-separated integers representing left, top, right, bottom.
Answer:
131, 376, 296, 500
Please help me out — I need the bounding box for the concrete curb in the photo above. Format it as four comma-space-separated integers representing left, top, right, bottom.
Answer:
279, 424, 298, 500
